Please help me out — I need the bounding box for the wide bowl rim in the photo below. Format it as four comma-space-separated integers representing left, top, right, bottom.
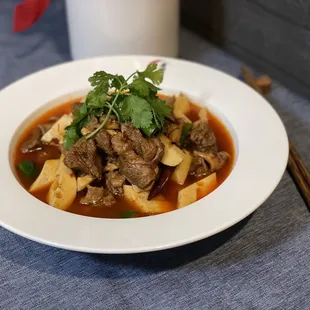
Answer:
0, 55, 289, 253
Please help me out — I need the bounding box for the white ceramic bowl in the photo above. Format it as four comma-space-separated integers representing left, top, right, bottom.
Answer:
0, 56, 288, 253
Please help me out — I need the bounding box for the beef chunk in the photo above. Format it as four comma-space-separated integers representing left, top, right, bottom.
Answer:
149, 138, 165, 165
64, 138, 102, 179
95, 129, 114, 155
119, 151, 157, 189
194, 151, 230, 172
80, 186, 104, 205
111, 132, 131, 154
190, 120, 217, 152
121, 123, 164, 165
212, 151, 229, 171
106, 171, 126, 195
80, 185, 116, 206
21, 127, 42, 153
164, 122, 183, 144
100, 192, 116, 207
190, 155, 211, 177
111, 131, 158, 189
85, 116, 99, 131
104, 156, 119, 172
71, 102, 83, 114
191, 151, 230, 177
99, 114, 120, 129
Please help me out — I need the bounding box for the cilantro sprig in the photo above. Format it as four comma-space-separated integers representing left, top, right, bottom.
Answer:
64, 64, 171, 149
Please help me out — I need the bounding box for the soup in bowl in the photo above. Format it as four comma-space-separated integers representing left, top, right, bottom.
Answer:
13, 64, 235, 219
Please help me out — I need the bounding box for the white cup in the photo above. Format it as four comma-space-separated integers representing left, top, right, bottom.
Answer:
65, 0, 179, 60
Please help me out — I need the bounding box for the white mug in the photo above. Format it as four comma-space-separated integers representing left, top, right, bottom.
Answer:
65, 0, 180, 60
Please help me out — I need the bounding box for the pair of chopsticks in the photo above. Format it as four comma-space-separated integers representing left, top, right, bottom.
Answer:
241, 67, 310, 210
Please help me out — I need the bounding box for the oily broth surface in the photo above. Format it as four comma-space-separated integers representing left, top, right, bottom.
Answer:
14, 98, 235, 218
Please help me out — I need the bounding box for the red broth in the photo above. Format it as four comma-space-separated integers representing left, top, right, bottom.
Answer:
14, 98, 235, 218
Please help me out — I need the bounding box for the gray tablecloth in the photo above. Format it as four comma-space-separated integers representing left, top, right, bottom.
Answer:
1, 1, 310, 309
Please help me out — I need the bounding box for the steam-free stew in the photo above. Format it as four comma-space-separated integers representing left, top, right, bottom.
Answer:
14, 64, 234, 218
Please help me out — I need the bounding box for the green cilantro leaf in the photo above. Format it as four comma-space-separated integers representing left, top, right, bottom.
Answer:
121, 95, 153, 129
149, 98, 172, 118
138, 64, 164, 85
129, 79, 150, 97
149, 98, 172, 130
86, 91, 107, 109
88, 71, 114, 93
64, 64, 169, 147
111, 75, 126, 89
144, 80, 160, 94
71, 102, 88, 126
64, 126, 80, 149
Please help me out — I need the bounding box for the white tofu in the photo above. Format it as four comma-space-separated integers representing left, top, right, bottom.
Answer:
77, 175, 93, 192
160, 135, 185, 167
173, 93, 190, 116
47, 156, 77, 210
29, 159, 60, 193
41, 114, 73, 144
177, 183, 197, 208
123, 185, 172, 214
171, 150, 193, 185
198, 107, 208, 120
196, 173, 217, 198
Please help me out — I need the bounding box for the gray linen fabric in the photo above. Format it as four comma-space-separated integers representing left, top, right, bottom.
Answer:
0, 1, 310, 309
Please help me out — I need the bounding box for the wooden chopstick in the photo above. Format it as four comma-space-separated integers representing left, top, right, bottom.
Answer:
287, 149, 310, 209
289, 142, 310, 187
241, 66, 310, 210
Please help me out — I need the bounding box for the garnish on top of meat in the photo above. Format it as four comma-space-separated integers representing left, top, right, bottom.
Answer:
17, 64, 233, 217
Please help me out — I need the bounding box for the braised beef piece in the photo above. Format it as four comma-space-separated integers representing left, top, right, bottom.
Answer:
80, 186, 104, 205
85, 115, 99, 131
164, 122, 183, 144
104, 156, 119, 172
190, 151, 230, 177
80, 185, 116, 206
95, 129, 114, 155
21, 116, 63, 153
211, 151, 229, 171
99, 114, 120, 129
100, 192, 117, 207
194, 151, 229, 172
190, 120, 217, 152
190, 155, 211, 177
64, 138, 102, 179
121, 123, 164, 165
149, 138, 164, 165
106, 171, 126, 195
111, 132, 157, 189
119, 151, 156, 189
21, 127, 42, 153
71, 102, 83, 114
111, 132, 131, 154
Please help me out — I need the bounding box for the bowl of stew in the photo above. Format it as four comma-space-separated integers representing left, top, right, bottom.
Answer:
0, 56, 288, 253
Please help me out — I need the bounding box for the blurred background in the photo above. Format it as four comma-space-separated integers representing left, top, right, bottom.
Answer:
3, 0, 310, 100
181, 0, 310, 100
